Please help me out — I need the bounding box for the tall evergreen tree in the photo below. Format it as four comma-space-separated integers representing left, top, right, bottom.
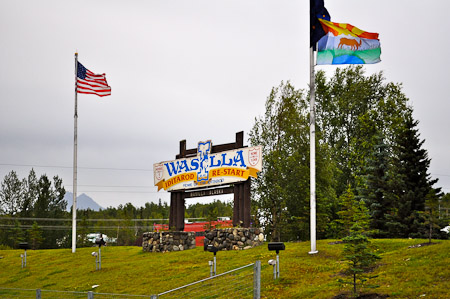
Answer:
388, 114, 439, 237
358, 133, 394, 237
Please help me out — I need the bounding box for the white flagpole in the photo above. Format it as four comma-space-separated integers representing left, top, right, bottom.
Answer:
309, 45, 318, 255
72, 52, 78, 253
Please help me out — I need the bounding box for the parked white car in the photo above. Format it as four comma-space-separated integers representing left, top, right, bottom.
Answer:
86, 233, 117, 244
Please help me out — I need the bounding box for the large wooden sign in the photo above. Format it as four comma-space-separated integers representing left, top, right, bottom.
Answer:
153, 144, 262, 191
155, 132, 260, 231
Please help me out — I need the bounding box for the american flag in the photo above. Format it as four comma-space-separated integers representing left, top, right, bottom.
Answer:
76, 62, 111, 97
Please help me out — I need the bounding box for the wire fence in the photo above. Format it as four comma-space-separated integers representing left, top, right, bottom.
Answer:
0, 261, 261, 299
0, 288, 155, 299
0, 288, 87, 298
155, 261, 261, 299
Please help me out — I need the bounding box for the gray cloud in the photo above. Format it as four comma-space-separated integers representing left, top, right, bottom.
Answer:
1, 0, 449, 207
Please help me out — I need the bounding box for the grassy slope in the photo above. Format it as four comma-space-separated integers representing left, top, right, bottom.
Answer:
0, 239, 449, 298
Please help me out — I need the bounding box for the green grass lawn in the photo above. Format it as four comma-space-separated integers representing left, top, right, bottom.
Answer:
0, 239, 449, 298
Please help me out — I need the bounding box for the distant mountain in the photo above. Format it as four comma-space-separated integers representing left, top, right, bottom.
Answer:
64, 192, 104, 211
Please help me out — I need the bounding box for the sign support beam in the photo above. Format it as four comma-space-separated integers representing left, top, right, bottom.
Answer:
166, 132, 254, 230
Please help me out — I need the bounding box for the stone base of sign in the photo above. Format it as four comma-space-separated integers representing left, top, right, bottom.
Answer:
204, 228, 264, 251
142, 231, 196, 253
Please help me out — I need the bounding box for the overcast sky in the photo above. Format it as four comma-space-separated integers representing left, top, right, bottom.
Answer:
1, 0, 449, 209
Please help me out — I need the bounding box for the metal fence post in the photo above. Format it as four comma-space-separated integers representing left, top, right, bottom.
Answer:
253, 260, 261, 299
276, 253, 280, 278
88, 291, 94, 299
36, 289, 41, 299
98, 247, 102, 270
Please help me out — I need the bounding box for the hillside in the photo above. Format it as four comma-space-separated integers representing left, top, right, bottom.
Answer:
0, 239, 449, 298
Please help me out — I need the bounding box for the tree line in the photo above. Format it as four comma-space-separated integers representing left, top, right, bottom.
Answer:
0, 169, 67, 249
0, 170, 233, 249
249, 66, 450, 242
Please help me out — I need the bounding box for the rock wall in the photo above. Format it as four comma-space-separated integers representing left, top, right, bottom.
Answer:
204, 228, 264, 250
142, 231, 196, 252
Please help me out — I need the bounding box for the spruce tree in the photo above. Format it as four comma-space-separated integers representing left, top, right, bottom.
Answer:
389, 114, 438, 237
29, 221, 44, 250
340, 223, 381, 297
422, 189, 446, 242
339, 199, 379, 297
335, 186, 358, 238
358, 133, 394, 237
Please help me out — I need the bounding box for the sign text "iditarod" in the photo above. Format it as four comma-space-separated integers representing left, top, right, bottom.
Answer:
153, 143, 262, 192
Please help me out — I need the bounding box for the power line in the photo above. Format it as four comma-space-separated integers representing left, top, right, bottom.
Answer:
0, 217, 162, 222
0, 163, 152, 172
66, 184, 155, 188
0, 217, 204, 222
65, 184, 161, 193
432, 173, 450, 177
0, 224, 154, 230
76, 190, 161, 194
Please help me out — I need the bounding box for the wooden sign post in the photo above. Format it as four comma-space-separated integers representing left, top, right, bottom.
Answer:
166, 131, 253, 231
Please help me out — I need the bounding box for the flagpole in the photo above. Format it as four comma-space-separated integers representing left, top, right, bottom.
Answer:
309, 45, 318, 254
72, 52, 78, 253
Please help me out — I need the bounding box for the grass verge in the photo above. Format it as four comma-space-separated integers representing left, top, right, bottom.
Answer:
0, 239, 449, 298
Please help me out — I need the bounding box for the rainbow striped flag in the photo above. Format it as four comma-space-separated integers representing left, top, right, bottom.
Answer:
316, 19, 381, 65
